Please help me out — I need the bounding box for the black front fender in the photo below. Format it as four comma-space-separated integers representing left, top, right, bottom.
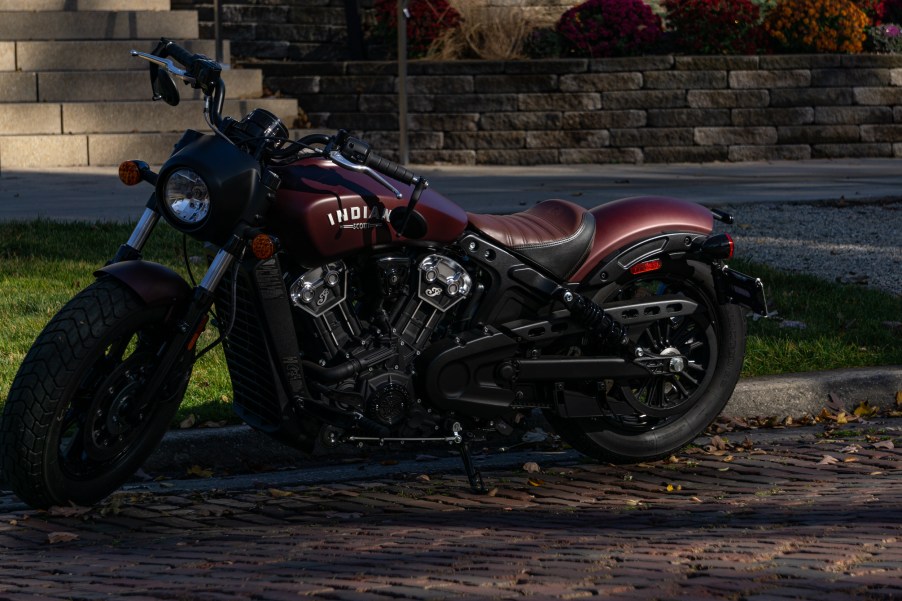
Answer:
95, 260, 192, 306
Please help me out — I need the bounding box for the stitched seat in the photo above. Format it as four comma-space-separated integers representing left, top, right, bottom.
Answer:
467, 199, 595, 280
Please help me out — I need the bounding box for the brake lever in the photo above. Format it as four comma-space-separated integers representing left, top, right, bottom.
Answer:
329, 151, 403, 199
130, 50, 197, 85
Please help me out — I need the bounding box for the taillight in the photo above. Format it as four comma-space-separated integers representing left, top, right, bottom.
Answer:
700, 234, 734, 260
630, 259, 663, 275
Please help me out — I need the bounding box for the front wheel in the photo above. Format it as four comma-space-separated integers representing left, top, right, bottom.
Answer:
0, 277, 192, 508
547, 260, 746, 464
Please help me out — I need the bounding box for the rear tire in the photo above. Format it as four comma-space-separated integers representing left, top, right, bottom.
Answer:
0, 277, 191, 508
547, 260, 746, 464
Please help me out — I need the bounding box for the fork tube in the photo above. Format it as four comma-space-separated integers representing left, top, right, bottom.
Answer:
125, 207, 160, 251
109, 206, 161, 264
199, 248, 237, 294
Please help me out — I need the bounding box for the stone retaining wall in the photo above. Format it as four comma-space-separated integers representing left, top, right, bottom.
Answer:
261, 54, 902, 164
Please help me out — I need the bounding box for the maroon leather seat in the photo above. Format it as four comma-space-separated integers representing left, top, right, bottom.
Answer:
467, 199, 596, 281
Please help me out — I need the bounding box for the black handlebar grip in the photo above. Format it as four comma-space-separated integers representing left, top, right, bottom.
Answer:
163, 40, 197, 69
365, 153, 416, 186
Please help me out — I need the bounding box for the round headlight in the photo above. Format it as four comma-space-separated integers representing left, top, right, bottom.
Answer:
163, 169, 211, 225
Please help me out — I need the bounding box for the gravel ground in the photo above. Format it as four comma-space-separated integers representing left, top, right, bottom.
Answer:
715, 198, 902, 297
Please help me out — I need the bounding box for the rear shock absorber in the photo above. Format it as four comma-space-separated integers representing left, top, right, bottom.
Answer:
557, 289, 633, 350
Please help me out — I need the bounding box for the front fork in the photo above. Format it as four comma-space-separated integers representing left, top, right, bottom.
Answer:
112, 198, 241, 403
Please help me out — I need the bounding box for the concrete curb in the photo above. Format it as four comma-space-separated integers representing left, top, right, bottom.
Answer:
144, 366, 902, 475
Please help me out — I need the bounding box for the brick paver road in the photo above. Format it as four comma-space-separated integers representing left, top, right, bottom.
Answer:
0, 421, 900, 600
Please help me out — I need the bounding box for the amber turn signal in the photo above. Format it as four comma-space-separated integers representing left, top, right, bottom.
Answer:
251, 234, 277, 259
118, 161, 143, 186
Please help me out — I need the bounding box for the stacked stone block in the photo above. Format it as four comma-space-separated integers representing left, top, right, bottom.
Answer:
261, 54, 902, 164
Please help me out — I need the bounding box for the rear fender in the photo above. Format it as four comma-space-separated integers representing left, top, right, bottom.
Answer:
570, 196, 714, 284
95, 260, 192, 307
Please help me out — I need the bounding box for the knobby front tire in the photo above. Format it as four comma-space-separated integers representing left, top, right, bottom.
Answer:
0, 277, 191, 509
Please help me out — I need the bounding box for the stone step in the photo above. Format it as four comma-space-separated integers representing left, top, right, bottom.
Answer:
0, 129, 319, 169
16, 68, 263, 102
0, 98, 298, 135
9, 39, 230, 71
0, 0, 170, 10
0, 11, 198, 41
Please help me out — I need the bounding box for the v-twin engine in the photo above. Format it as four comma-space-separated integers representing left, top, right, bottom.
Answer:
288, 253, 473, 433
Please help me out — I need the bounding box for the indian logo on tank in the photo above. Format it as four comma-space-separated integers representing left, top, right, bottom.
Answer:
327, 204, 391, 229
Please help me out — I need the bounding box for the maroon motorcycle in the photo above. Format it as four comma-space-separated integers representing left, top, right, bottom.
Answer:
0, 40, 766, 508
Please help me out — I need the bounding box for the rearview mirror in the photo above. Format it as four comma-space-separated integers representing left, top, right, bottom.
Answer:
150, 64, 180, 106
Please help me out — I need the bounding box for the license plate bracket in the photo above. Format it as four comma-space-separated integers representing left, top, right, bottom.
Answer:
717, 266, 768, 316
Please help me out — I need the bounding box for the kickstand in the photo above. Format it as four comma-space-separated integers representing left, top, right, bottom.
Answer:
459, 441, 488, 494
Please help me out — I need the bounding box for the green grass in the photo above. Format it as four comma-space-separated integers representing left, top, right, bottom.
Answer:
0, 222, 900, 425
731, 258, 902, 377
0, 221, 233, 425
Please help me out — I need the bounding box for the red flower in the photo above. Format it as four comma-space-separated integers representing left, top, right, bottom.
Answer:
556, 0, 663, 58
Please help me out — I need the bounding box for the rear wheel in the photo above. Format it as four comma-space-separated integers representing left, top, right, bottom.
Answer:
547, 260, 745, 464
0, 277, 192, 508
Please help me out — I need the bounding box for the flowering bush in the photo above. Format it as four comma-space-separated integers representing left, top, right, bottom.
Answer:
371, 0, 460, 58
869, 22, 902, 51
763, 0, 870, 53
556, 0, 663, 58
855, 0, 887, 23
663, 0, 764, 54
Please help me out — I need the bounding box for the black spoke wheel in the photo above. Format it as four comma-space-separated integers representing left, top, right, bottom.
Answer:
547, 260, 746, 464
0, 277, 192, 508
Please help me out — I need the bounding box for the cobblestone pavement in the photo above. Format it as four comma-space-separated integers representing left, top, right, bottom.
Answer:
0, 421, 900, 600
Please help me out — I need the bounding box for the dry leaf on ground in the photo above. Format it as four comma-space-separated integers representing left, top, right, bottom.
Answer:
47, 532, 79, 544
873, 440, 895, 450
818, 455, 839, 465
523, 461, 541, 474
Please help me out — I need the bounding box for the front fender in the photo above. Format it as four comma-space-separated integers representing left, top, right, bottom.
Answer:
95, 260, 192, 306
570, 196, 714, 283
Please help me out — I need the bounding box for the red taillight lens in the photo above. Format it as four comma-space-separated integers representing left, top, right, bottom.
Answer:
630, 259, 663, 275
700, 233, 734, 260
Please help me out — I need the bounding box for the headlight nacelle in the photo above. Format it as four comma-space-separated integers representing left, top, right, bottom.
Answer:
156, 133, 265, 245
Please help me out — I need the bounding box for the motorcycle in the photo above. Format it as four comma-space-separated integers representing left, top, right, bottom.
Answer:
0, 40, 767, 509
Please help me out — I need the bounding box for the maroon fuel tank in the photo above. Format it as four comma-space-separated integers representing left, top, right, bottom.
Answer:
268, 157, 468, 264
569, 196, 714, 282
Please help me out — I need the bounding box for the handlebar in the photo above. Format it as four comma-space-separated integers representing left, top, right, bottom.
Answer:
340, 135, 417, 186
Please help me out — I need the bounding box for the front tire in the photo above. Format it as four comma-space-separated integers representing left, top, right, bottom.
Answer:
548, 260, 746, 464
0, 277, 192, 508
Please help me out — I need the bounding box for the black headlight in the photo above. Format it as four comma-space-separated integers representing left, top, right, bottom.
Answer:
156, 133, 264, 245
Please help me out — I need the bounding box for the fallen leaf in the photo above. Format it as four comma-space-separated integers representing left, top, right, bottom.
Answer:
873, 440, 895, 450
527, 478, 544, 487
179, 414, 197, 429
691, 497, 703, 503
896, 391, 902, 408
844, 457, 859, 463
523, 462, 541, 474
47, 505, 91, 518
8, 520, 17, 526
186, 465, 213, 478
836, 411, 848, 425
665, 484, 682, 492
416, 474, 430, 482
841, 444, 861, 453
710, 435, 727, 451
268, 488, 293, 498
853, 401, 879, 418
486, 488, 498, 497
47, 532, 79, 544
625, 499, 644, 507
818, 455, 839, 465
723, 455, 734, 463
